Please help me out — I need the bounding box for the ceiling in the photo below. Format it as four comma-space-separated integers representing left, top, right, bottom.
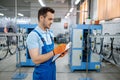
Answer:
0, 0, 71, 18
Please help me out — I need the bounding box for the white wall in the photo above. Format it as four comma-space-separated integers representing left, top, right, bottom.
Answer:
91, 0, 120, 35
101, 21, 120, 35
51, 18, 70, 37
90, 0, 98, 20
30, 3, 39, 24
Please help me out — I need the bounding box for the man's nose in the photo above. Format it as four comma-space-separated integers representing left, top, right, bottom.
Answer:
51, 20, 53, 23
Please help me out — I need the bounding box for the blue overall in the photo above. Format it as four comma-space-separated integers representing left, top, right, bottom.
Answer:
33, 30, 56, 80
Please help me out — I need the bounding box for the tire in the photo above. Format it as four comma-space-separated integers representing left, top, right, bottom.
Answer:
0, 43, 8, 60
102, 43, 112, 59
9, 43, 16, 55
7, 36, 16, 55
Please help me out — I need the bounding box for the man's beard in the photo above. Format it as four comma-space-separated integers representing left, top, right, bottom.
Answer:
44, 24, 51, 29
45, 26, 49, 29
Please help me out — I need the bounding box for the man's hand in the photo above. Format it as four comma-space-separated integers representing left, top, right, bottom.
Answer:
60, 50, 68, 57
53, 44, 66, 55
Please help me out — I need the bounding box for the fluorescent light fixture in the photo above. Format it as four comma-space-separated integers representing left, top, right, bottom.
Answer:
64, 12, 70, 18
38, 0, 46, 7
65, 16, 68, 19
66, 13, 70, 17
18, 13, 24, 16
75, 0, 81, 5
69, 7, 74, 13
0, 13, 4, 16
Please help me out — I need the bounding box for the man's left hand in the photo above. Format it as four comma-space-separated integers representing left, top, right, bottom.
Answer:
60, 50, 68, 57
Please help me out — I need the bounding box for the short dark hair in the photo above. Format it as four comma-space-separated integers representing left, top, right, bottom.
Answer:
38, 7, 55, 21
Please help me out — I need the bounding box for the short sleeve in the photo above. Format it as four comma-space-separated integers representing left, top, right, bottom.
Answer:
26, 32, 39, 49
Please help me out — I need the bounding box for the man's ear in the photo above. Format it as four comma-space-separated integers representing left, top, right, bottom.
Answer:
40, 16, 44, 20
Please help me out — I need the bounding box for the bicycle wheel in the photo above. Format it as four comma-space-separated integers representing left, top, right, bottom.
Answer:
9, 43, 16, 55
91, 37, 97, 53
102, 43, 111, 59
112, 37, 120, 64
94, 33, 102, 54
22, 35, 27, 49
112, 50, 120, 64
7, 36, 17, 55
96, 37, 102, 54
102, 33, 112, 59
0, 39, 8, 60
112, 33, 120, 65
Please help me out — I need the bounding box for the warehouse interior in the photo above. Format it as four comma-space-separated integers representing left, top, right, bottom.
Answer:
0, 0, 120, 80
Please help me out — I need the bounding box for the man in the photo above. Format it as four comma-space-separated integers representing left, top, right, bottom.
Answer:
26, 7, 67, 80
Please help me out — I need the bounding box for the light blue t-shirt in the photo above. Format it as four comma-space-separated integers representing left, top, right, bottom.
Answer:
26, 26, 54, 54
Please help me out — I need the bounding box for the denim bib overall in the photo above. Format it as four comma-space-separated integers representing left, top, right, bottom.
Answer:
33, 30, 56, 80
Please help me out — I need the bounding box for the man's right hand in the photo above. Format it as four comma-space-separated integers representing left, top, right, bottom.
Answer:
53, 44, 66, 55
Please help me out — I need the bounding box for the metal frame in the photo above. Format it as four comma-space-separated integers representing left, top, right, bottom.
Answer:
18, 24, 37, 67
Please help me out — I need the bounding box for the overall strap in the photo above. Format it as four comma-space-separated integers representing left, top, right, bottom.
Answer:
49, 30, 54, 42
33, 30, 46, 44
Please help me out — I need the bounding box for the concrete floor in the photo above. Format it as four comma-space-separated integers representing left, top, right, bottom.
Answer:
0, 49, 120, 80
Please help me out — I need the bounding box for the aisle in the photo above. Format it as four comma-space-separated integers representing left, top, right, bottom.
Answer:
0, 50, 120, 80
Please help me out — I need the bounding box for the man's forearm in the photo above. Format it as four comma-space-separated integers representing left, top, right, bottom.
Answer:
33, 51, 54, 64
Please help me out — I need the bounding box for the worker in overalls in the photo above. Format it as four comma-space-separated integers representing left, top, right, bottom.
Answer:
26, 7, 67, 80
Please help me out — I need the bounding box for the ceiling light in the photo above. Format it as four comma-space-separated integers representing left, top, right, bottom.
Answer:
0, 13, 4, 16
38, 0, 46, 7
18, 13, 24, 16
66, 13, 70, 17
65, 16, 68, 19
64, 12, 70, 19
69, 7, 74, 13
75, 0, 81, 5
